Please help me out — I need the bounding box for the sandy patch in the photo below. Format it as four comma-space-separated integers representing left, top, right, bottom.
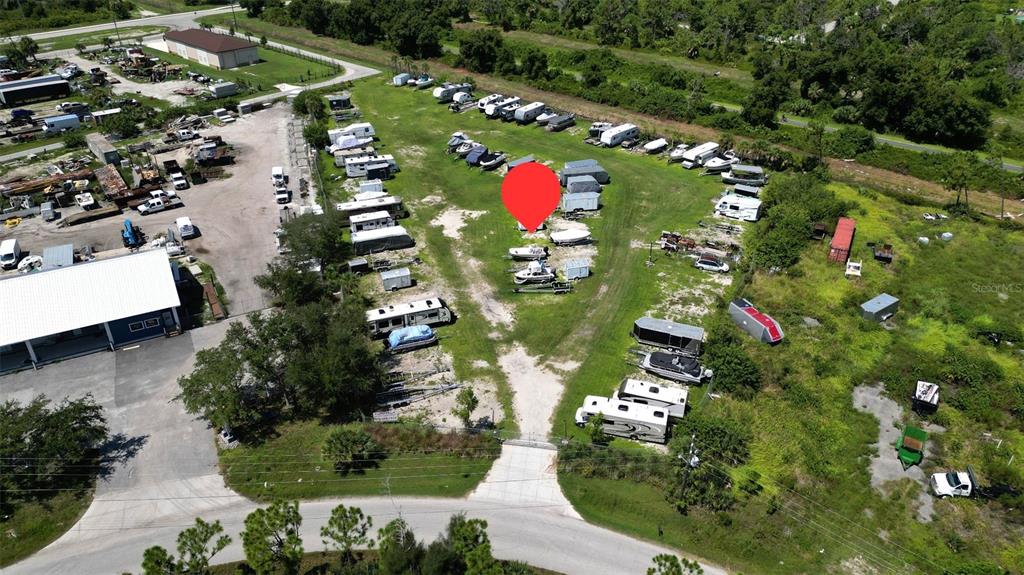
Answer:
397, 145, 427, 168
138, 9, 158, 16
547, 359, 580, 373
465, 256, 515, 331
420, 194, 443, 205
498, 344, 564, 438
430, 207, 486, 240
472, 359, 490, 368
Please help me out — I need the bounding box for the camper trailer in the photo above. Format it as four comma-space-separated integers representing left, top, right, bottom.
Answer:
432, 82, 472, 103
600, 123, 639, 147
349, 210, 394, 233
632, 317, 704, 356
574, 395, 669, 444
721, 164, 767, 186
615, 378, 688, 418
344, 155, 398, 178
484, 96, 521, 118
335, 195, 404, 222
335, 122, 375, 139
365, 296, 453, 336
351, 225, 414, 255
476, 93, 503, 112
514, 101, 546, 124
714, 194, 762, 222
680, 142, 719, 169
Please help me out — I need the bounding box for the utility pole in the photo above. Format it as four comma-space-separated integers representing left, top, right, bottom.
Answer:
678, 433, 700, 489
229, 2, 239, 31
109, 0, 123, 47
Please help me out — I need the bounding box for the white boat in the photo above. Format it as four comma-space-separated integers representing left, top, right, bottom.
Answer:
643, 138, 669, 154
509, 246, 549, 260
75, 193, 95, 209
588, 122, 613, 137
668, 144, 690, 163
535, 110, 557, 126
17, 255, 42, 273
514, 260, 556, 284
702, 154, 740, 173
455, 141, 479, 157
550, 228, 591, 246
480, 151, 507, 171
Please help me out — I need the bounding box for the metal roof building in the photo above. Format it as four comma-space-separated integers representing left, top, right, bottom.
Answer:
0, 250, 183, 373
164, 29, 258, 70
0, 74, 71, 106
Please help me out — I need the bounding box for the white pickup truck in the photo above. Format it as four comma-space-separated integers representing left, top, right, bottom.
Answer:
137, 197, 183, 215
931, 467, 977, 498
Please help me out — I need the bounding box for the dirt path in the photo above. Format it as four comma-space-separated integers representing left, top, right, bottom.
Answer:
852, 383, 935, 523
497, 344, 565, 439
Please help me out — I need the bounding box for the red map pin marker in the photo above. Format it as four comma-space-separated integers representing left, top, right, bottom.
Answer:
501, 162, 560, 232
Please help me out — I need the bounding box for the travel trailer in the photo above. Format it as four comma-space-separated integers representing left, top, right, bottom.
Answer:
575, 395, 669, 444
349, 210, 394, 233
335, 195, 404, 223
365, 296, 453, 336
680, 142, 719, 169
600, 123, 639, 147
514, 101, 546, 124
714, 194, 762, 222
344, 155, 398, 178
484, 96, 521, 118
476, 93, 503, 111
432, 82, 472, 103
615, 378, 689, 418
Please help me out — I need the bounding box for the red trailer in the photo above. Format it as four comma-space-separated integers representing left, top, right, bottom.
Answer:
829, 217, 856, 263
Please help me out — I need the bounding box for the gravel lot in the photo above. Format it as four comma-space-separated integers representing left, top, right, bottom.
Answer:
0, 104, 291, 315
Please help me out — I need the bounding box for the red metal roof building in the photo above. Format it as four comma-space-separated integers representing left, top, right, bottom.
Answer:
829, 217, 856, 263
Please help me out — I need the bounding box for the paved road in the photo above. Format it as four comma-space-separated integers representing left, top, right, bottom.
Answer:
24, 6, 237, 40
0, 142, 65, 163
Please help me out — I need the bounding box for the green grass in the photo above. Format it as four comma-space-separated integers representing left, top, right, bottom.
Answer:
220, 421, 499, 500
35, 26, 168, 52
140, 44, 340, 94
0, 489, 93, 567
133, 0, 229, 14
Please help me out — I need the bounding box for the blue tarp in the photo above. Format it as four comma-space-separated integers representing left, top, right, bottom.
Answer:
388, 325, 435, 348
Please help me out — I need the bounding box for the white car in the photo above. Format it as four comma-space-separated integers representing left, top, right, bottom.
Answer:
275, 186, 291, 204
694, 254, 730, 273
931, 468, 976, 498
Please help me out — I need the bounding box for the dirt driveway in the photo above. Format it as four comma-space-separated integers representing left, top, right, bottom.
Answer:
0, 104, 290, 315
63, 54, 198, 106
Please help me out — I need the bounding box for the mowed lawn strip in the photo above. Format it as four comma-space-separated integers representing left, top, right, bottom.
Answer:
220, 421, 498, 500
0, 490, 93, 567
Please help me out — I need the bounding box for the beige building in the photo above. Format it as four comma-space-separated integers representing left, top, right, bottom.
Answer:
163, 29, 258, 70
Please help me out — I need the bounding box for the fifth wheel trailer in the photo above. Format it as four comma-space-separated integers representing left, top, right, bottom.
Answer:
514, 101, 546, 124
365, 296, 453, 336
574, 395, 669, 444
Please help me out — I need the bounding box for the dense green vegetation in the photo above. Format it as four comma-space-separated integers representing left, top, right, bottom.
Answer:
0, 0, 135, 34
143, 504, 549, 575
0, 395, 110, 567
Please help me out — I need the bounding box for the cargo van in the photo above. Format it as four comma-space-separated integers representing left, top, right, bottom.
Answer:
175, 216, 196, 239
1, 238, 23, 269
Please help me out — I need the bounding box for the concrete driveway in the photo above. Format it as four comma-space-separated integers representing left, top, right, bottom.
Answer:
0, 104, 289, 315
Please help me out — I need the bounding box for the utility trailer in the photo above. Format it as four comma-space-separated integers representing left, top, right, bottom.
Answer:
512, 281, 573, 295
897, 426, 928, 469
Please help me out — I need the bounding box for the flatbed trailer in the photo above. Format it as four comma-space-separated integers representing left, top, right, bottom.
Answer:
58, 204, 121, 227
513, 281, 573, 295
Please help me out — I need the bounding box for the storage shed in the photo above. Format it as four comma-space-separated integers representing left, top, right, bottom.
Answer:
729, 298, 784, 344
380, 267, 412, 291
632, 317, 704, 356
861, 293, 899, 322
566, 175, 601, 195
829, 217, 856, 263
561, 192, 600, 212
563, 258, 591, 280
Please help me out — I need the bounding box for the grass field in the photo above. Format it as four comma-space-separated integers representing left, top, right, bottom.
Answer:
35, 26, 167, 52
141, 45, 340, 93
220, 421, 500, 500
0, 489, 93, 567
133, 0, 228, 14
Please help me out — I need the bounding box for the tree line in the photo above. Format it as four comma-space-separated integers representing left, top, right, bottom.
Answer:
141, 501, 703, 574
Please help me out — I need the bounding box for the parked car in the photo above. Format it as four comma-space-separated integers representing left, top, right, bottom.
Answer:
931, 467, 977, 498
694, 254, 730, 273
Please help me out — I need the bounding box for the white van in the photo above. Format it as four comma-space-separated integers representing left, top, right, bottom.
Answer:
271, 166, 285, 185
175, 217, 196, 239
0, 238, 22, 269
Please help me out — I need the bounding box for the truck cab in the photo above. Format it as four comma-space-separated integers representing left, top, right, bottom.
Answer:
271, 166, 286, 186
931, 467, 977, 498
171, 173, 189, 190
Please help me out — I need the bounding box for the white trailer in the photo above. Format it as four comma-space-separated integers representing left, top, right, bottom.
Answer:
366, 296, 453, 336
359, 179, 384, 194
714, 194, 762, 222
344, 154, 398, 178
335, 122, 375, 138
680, 142, 719, 169
560, 191, 600, 212
484, 96, 520, 118
432, 82, 472, 103
349, 210, 394, 233
335, 195, 404, 222
514, 101, 545, 124
614, 378, 688, 418
600, 123, 639, 147
574, 395, 669, 444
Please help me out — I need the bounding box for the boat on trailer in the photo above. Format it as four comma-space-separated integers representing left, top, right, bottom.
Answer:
550, 228, 591, 246
514, 260, 556, 284
668, 144, 690, 163
509, 246, 549, 260
385, 325, 439, 353
638, 350, 711, 383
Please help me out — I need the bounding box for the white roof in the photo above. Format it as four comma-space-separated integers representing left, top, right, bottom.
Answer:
618, 378, 689, 406
600, 123, 637, 142
578, 395, 669, 425
520, 101, 545, 112
335, 195, 402, 212
682, 141, 719, 160
0, 250, 180, 348
351, 225, 409, 243
349, 210, 392, 223
717, 194, 762, 208
366, 296, 446, 322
